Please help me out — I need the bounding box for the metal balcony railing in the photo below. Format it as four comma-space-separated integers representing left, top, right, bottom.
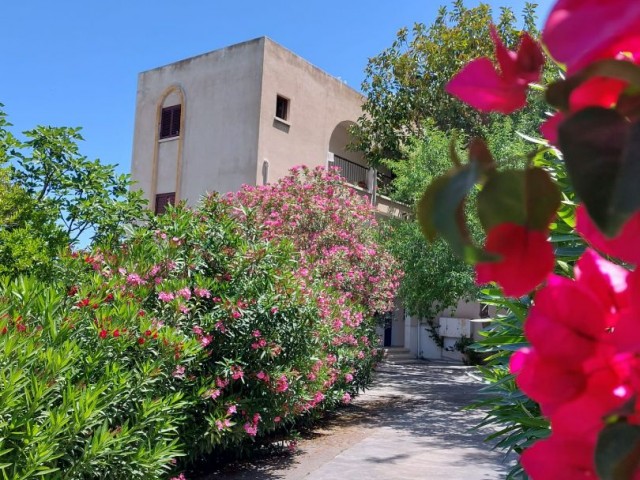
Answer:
333, 155, 369, 189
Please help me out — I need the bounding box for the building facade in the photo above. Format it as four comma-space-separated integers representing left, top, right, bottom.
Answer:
131, 37, 484, 361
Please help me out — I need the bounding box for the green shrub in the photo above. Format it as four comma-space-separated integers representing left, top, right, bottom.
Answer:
0, 178, 395, 478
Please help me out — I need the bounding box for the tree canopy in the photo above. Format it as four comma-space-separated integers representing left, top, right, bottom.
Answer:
352, 0, 541, 164
0, 106, 148, 278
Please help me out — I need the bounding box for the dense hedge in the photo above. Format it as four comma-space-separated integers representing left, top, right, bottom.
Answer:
0, 170, 399, 479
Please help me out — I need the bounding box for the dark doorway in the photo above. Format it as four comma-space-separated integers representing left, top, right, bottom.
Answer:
383, 312, 392, 346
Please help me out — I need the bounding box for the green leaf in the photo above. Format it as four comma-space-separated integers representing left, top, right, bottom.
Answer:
418, 162, 493, 263
558, 107, 640, 237
417, 175, 450, 242
612, 120, 640, 218
595, 422, 640, 480
477, 168, 560, 232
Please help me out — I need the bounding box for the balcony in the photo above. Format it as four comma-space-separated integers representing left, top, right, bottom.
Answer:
330, 154, 410, 219
333, 155, 370, 190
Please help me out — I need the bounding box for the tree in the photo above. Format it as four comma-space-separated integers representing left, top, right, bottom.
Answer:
352, 0, 541, 164
0, 168, 66, 278
7, 123, 148, 245
0, 106, 148, 277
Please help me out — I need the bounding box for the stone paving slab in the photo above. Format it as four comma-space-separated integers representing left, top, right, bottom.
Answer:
206, 360, 514, 480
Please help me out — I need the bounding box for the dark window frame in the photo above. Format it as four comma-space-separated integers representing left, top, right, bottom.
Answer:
155, 192, 175, 215
160, 105, 181, 139
275, 95, 289, 121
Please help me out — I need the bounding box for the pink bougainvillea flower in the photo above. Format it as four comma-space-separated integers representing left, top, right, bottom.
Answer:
542, 0, 640, 73
576, 205, 640, 265
569, 76, 628, 111
540, 112, 563, 146
510, 348, 586, 416
524, 274, 607, 364
573, 248, 629, 313
475, 223, 554, 297
446, 26, 544, 113
520, 434, 597, 479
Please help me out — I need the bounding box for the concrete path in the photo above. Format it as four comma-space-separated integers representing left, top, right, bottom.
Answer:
205, 360, 514, 480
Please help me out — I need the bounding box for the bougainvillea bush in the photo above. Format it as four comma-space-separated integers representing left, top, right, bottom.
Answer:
0, 175, 398, 478
419, 1, 640, 478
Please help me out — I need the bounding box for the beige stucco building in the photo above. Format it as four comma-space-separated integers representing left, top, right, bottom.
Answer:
131, 36, 404, 216
131, 36, 484, 362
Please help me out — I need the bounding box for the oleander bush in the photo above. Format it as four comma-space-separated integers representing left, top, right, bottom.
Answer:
0, 168, 399, 479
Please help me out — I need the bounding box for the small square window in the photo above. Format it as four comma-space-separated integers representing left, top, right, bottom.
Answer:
155, 192, 175, 215
275, 95, 289, 121
160, 105, 181, 139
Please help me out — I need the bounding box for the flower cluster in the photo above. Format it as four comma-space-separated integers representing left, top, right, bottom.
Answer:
437, 0, 640, 477
0, 189, 387, 479
511, 249, 640, 477
231, 165, 401, 315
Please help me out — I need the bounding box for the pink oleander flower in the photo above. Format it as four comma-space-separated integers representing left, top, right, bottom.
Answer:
194, 287, 211, 298
475, 223, 554, 297
275, 375, 289, 393
342, 392, 352, 404
243, 422, 258, 437
177, 287, 191, 300
209, 389, 221, 400
231, 366, 244, 380
446, 25, 544, 114
344, 373, 354, 383
126, 273, 144, 286
172, 365, 185, 379
158, 291, 174, 302
227, 404, 237, 415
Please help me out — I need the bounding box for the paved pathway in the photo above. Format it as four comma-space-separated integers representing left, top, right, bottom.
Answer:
205, 360, 514, 480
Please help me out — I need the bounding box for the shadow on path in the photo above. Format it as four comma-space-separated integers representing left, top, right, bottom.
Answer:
200, 361, 513, 480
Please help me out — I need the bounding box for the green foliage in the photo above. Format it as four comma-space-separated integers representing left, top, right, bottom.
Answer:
0, 276, 186, 480
0, 106, 147, 277
379, 127, 475, 320
381, 116, 536, 322
0, 181, 386, 478
383, 218, 475, 320
0, 168, 67, 279
7, 122, 148, 245
353, 0, 542, 163
471, 288, 548, 479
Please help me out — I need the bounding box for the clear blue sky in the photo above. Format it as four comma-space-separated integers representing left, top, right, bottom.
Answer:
1, 0, 554, 178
